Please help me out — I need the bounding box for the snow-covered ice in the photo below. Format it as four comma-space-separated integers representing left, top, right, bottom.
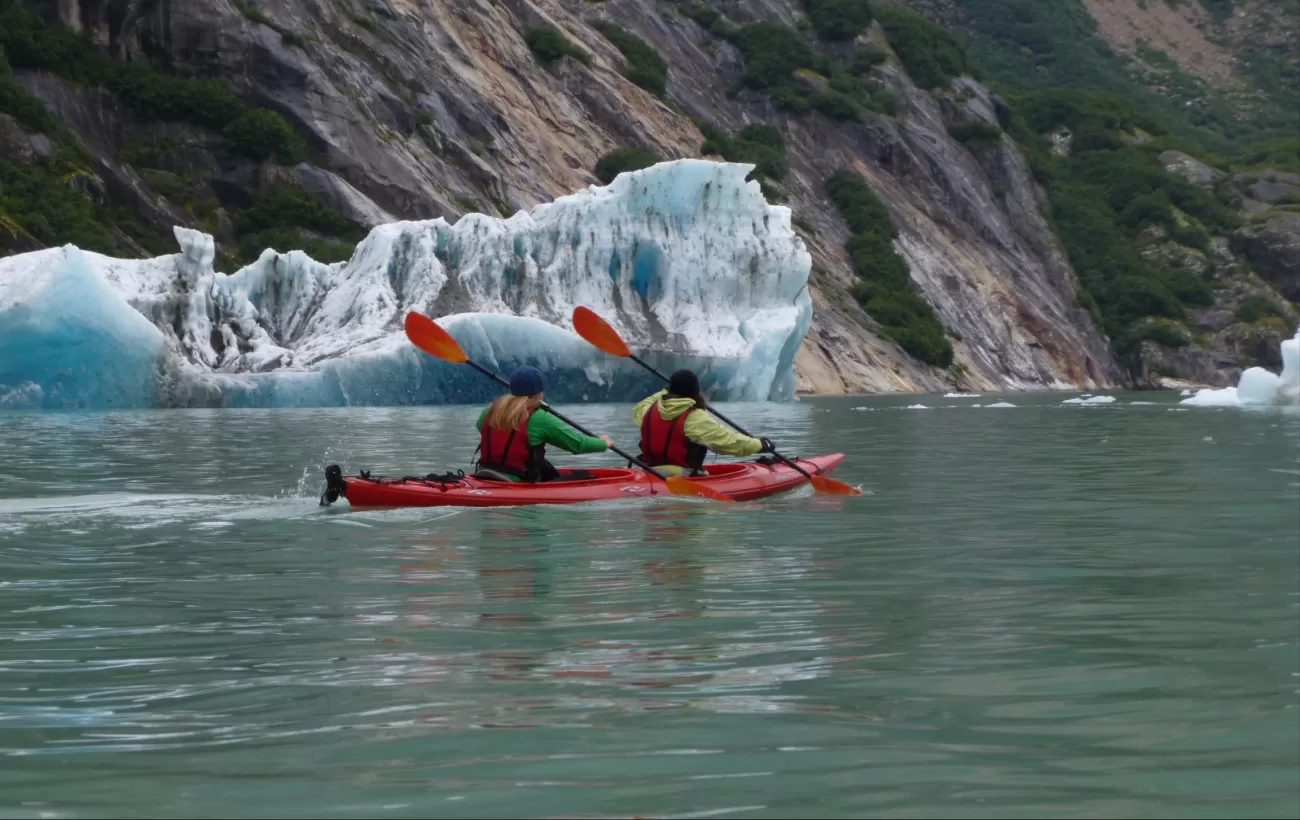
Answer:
944, 392, 979, 398
905, 404, 929, 410
1062, 395, 1116, 405
985, 401, 1016, 408
1181, 332, 1299, 409
0, 160, 811, 409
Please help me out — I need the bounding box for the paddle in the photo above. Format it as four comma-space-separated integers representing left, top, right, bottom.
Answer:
572, 306, 862, 497
403, 312, 733, 503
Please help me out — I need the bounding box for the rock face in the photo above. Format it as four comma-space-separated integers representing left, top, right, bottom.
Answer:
8, 0, 1130, 393
1233, 212, 1300, 302
1159, 150, 1225, 188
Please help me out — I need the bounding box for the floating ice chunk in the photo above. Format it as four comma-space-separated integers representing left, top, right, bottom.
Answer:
1181, 332, 1299, 409
944, 392, 979, 398
905, 404, 929, 409
1062, 395, 1116, 405
1180, 389, 1195, 397
1129, 401, 1157, 405
0, 160, 811, 409
1181, 387, 1239, 407
985, 401, 1016, 408
0, 246, 167, 409
1237, 367, 1284, 405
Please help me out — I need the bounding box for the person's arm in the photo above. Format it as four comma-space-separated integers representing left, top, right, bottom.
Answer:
529, 409, 610, 454
632, 390, 666, 427
682, 410, 765, 457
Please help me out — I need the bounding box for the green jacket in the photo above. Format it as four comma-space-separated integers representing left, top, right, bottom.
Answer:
476, 405, 608, 462
632, 390, 764, 461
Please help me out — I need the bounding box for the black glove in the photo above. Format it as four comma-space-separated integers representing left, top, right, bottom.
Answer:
759, 437, 776, 453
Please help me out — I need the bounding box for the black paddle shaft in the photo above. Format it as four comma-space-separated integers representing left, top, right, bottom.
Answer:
466, 359, 672, 482
627, 354, 819, 480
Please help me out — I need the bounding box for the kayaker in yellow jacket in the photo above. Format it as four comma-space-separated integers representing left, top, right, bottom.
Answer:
632, 370, 774, 476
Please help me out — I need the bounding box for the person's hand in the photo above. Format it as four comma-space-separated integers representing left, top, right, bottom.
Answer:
599, 433, 615, 447
759, 437, 776, 453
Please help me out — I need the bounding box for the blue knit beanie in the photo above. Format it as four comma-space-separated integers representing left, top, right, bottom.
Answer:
509, 365, 545, 397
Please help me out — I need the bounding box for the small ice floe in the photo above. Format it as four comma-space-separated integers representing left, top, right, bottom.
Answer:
1062, 395, 1117, 405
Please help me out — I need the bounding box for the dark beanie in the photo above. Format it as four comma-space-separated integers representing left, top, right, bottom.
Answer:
509, 365, 545, 396
668, 369, 700, 397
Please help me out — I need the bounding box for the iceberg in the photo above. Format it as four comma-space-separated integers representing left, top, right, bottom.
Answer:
0, 160, 811, 410
1062, 395, 1116, 405
1181, 331, 1300, 409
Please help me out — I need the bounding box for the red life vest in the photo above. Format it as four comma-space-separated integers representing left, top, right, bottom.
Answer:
639, 403, 707, 470
479, 407, 543, 479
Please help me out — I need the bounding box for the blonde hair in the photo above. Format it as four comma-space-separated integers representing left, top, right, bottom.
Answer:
484, 394, 541, 432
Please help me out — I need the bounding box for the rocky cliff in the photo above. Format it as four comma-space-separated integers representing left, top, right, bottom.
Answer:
5, 0, 1269, 394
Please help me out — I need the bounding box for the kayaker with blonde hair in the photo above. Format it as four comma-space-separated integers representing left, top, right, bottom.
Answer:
476, 365, 613, 482
633, 369, 773, 476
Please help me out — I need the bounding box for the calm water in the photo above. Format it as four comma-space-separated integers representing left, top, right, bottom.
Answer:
1, 394, 1297, 819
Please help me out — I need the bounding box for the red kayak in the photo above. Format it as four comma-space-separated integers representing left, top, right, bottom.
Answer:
322, 454, 846, 508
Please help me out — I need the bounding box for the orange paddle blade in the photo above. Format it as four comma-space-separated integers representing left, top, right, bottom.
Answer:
573, 306, 632, 358
809, 474, 863, 496
404, 311, 468, 363
664, 476, 734, 503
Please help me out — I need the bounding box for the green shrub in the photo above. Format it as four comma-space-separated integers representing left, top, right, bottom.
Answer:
826, 169, 894, 233
111, 65, 243, 129
593, 147, 661, 183
590, 21, 667, 97
0, 2, 244, 129
870, 89, 900, 115
0, 46, 134, 254
810, 90, 860, 121
235, 1, 271, 25
524, 25, 589, 66
951, 0, 1297, 157
1240, 138, 1300, 173
874, 5, 972, 90
998, 87, 1251, 348
947, 120, 1002, 145
804, 0, 874, 42
1165, 268, 1214, 307
696, 119, 788, 181
0, 50, 55, 132
850, 48, 888, 75
230, 185, 362, 266
0, 158, 119, 253
826, 169, 953, 367
716, 21, 868, 120
791, 214, 817, 235
222, 108, 302, 162
728, 22, 830, 90
1235, 294, 1283, 324
680, 3, 722, 30
1132, 320, 1190, 349
0, 0, 312, 177
452, 194, 480, 213
1168, 222, 1209, 250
